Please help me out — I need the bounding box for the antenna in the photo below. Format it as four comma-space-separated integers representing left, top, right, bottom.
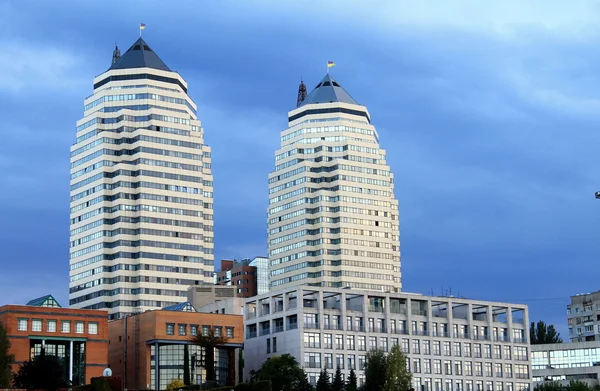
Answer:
112, 43, 121, 65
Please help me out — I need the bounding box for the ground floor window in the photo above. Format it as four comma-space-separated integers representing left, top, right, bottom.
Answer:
29, 339, 86, 386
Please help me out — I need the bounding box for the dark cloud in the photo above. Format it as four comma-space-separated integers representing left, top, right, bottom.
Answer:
1, 0, 598, 336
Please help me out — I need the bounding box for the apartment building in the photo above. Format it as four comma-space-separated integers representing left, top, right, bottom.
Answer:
567, 291, 600, 342
244, 287, 531, 391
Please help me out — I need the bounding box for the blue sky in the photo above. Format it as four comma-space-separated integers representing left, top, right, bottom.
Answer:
1, 0, 599, 338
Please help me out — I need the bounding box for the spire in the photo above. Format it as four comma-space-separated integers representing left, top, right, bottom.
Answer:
298, 74, 359, 107
111, 42, 121, 65
296, 79, 307, 107
108, 37, 170, 72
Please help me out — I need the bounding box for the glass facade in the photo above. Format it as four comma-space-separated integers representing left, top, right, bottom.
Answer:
149, 344, 230, 390
532, 344, 600, 383
250, 256, 269, 295
30, 339, 86, 386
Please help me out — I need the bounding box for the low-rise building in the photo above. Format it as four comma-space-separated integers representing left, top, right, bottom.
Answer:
214, 257, 269, 298
532, 341, 600, 387
0, 294, 109, 385
187, 285, 244, 315
108, 302, 243, 390
244, 287, 532, 391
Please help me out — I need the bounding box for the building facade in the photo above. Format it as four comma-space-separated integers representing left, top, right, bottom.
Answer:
567, 291, 600, 342
244, 287, 532, 391
214, 257, 268, 297
532, 341, 600, 387
108, 303, 243, 390
267, 74, 401, 292
69, 37, 215, 319
187, 285, 244, 315
0, 295, 109, 385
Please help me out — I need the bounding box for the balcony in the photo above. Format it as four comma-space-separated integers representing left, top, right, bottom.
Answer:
513, 337, 528, 344
473, 334, 490, 341
247, 331, 257, 339
273, 326, 284, 333
392, 329, 409, 335
494, 335, 510, 342
304, 342, 321, 349
304, 322, 319, 330
413, 330, 429, 336
324, 324, 343, 331
304, 362, 321, 369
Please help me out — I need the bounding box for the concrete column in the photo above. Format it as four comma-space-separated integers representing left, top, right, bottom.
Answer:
69, 340, 74, 383
155, 342, 160, 391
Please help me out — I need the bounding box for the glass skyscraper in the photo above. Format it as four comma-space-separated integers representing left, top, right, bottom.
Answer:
69, 38, 215, 319
267, 74, 401, 292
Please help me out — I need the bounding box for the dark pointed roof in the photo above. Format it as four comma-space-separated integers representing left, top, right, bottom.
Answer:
108, 38, 170, 72
162, 302, 197, 312
298, 74, 359, 107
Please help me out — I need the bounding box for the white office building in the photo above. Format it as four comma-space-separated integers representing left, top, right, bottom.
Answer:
244, 286, 532, 391
69, 38, 214, 319
267, 74, 401, 292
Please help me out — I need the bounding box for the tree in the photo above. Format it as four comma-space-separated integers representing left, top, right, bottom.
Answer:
166, 379, 185, 390
315, 368, 330, 391
250, 354, 306, 391
183, 344, 191, 385
363, 349, 387, 391
13, 356, 68, 391
383, 345, 412, 391
530, 321, 563, 344
346, 369, 358, 391
0, 322, 14, 388
189, 327, 228, 383
331, 366, 344, 391
296, 372, 315, 391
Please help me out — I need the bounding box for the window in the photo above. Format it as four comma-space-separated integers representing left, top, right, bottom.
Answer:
17, 319, 28, 331
226, 327, 234, 338
61, 321, 71, 333
88, 322, 98, 335
75, 321, 84, 334
202, 325, 210, 336
46, 320, 57, 333
179, 324, 187, 336
347, 335, 355, 350
191, 325, 198, 336
32, 319, 42, 332
267, 338, 271, 354
273, 337, 277, 353
214, 326, 222, 337
166, 323, 175, 335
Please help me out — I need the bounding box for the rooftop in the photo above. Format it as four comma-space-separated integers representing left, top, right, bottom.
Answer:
108, 37, 171, 72
298, 74, 359, 107
26, 294, 61, 308
161, 302, 197, 312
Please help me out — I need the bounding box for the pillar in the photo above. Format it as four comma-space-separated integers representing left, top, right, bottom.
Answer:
154, 342, 160, 391
69, 340, 74, 383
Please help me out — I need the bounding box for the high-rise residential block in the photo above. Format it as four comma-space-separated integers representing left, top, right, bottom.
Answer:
567, 291, 600, 341
69, 38, 214, 319
267, 75, 401, 292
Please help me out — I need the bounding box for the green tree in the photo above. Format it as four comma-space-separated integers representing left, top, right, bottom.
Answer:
363, 349, 387, 391
315, 368, 330, 391
331, 366, 344, 391
250, 354, 306, 391
296, 372, 315, 391
346, 369, 358, 391
13, 356, 68, 391
183, 344, 191, 385
166, 379, 185, 390
189, 327, 228, 383
530, 321, 563, 344
0, 322, 14, 388
383, 345, 412, 391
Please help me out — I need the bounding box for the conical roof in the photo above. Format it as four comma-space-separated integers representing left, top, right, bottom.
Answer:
298, 74, 359, 107
109, 38, 170, 72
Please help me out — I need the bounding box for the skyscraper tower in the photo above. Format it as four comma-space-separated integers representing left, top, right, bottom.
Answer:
267, 74, 401, 292
69, 38, 214, 319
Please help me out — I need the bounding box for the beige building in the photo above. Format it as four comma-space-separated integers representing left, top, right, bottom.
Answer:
567, 291, 600, 342
267, 74, 401, 292
69, 38, 214, 320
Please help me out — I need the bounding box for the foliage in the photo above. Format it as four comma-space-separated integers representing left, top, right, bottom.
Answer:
331, 366, 344, 391
0, 322, 14, 388
250, 354, 306, 391
13, 355, 69, 391
530, 321, 563, 344
296, 372, 314, 391
382, 345, 412, 391
346, 369, 358, 391
315, 368, 330, 391
533, 380, 600, 391
363, 349, 388, 391
189, 328, 229, 382
193, 380, 272, 391
167, 379, 186, 390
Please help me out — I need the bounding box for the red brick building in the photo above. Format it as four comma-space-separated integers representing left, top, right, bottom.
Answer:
108, 302, 243, 390
0, 295, 109, 385
215, 259, 257, 297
